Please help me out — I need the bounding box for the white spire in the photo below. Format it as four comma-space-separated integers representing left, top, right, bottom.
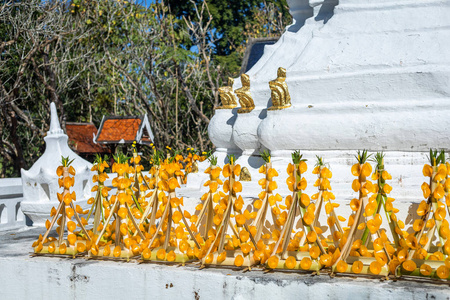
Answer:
48, 102, 64, 136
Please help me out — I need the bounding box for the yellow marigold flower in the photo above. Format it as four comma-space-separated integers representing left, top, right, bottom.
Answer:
285, 256, 296, 269
56, 166, 64, 177
416, 200, 428, 216
352, 261, 363, 273
321, 167, 332, 178
286, 176, 295, 192
361, 163, 372, 177
433, 183, 445, 199
402, 260, 417, 272
168, 177, 180, 190
216, 251, 226, 263
309, 245, 320, 259
69, 166, 76, 176
258, 178, 267, 188
371, 172, 379, 181
351, 163, 361, 176
260, 165, 267, 174
267, 168, 278, 180
421, 182, 431, 199
254, 199, 262, 210
300, 193, 310, 207
306, 231, 317, 243
436, 265, 450, 279
369, 261, 382, 275
100, 245, 110, 256
235, 214, 246, 225
312, 166, 320, 175
302, 211, 314, 226
381, 170, 392, 180
268, 181, 278, 192
258, 191, 266, 200
234, 255, 244, 267
233, 165, 241, 177
435, 207, 446, 221
286, 164, 293, 175
297, 178, 307, 190
233, 181, 243, 193
299, 161, 307, 174
300, 257, 312, 270
352, 179, 360, 192
419, 263, 432, 276
210, 167, 221, 179
336, 260, 348, 273
422, 164, 433, 177
267, 255, 279, 269
319, 254, 332, 267
223, 164, 231, 178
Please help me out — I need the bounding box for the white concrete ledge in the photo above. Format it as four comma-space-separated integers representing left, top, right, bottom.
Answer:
1, 228, 449, 300
0, 177, 25, 230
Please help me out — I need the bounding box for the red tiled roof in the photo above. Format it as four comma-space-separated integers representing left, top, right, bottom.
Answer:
66, 123, 109, 154
96, 117, 142, 143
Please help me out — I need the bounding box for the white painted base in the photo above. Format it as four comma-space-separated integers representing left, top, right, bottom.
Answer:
0, 228, 449, 300
21, 199, 90, 227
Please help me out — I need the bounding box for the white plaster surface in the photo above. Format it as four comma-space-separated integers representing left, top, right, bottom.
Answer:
0, 177, 25, 231
1, 227, 449, 300
208, 0, 450, 153
207, 109, 241, 152
20, 103, 93, 226
206, 0, 450, 208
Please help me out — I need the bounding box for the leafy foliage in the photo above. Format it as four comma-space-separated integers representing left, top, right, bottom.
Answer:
0, 0, 291, 177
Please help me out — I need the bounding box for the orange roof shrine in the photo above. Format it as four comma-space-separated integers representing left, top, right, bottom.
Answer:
66, 123, 109, 154
95, 115, 153, 145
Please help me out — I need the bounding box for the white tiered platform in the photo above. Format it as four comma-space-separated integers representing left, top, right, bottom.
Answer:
207, 0, 450, 227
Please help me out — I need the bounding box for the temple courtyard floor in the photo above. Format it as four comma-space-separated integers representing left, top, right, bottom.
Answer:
0, 227, 449, 299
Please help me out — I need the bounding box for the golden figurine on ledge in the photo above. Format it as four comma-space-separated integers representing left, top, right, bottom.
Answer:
268, 67, 291, 110
235, 73, 255, 113
216, 77, 238, 109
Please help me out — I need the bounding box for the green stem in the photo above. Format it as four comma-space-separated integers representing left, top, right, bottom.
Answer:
130, 192, 143, 213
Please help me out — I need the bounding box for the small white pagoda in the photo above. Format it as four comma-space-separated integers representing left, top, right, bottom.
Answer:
20, 103, 93, 226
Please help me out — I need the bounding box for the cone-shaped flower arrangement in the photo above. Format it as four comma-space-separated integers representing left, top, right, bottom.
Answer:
33, 156, 91, 257
332, 150, 391, 276
86, 155, 111, 238
253, 151, 283, 243
201, 155, 258, 269
195, 155, 223, 241
89, 153, 145, 260
129, 142, 149, 221
31, 145, 450, 283
266, 154, 342, 271
137, 150, 165, 236
141, 157, 200, 263
395, 150, 450, 279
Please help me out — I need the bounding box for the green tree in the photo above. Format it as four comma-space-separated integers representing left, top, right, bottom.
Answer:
0, 0, 291, 177
166, 0, 291, 75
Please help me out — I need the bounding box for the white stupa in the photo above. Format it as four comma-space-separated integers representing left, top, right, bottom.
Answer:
207, 0, 450, 217
21, 103, 93, 226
